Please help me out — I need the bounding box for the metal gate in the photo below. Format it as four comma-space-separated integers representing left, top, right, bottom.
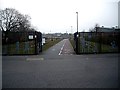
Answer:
74, 31, 120, 54
2, 31, 42, 55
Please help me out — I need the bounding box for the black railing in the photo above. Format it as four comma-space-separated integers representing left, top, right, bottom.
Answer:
74, 31, 120, 54
2, 31, 42, 55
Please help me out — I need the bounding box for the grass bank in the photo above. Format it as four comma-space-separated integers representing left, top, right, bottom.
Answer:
42, 38, 62, 51
69, 38, 74, 49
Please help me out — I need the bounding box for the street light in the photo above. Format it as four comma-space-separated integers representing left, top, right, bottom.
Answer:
76, 12, 78, 33
76, 12, 79, 54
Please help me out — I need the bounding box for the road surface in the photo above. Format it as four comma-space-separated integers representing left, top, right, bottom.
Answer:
2, 39, 119, 88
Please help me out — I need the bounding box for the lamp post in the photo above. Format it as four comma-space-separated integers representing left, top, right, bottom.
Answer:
76, 12, 78, 33
76, 12, 79, 54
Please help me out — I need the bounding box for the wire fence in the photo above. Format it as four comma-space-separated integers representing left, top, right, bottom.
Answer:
2, 31, 42, 55
74, 31, 120, 54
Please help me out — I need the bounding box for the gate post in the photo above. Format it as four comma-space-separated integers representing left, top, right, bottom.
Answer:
76, 32, 79, 54
35, 31, 37, 54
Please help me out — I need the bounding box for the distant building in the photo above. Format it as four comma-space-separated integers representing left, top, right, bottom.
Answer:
97, 27, 119, 32
118, 1, 120, 28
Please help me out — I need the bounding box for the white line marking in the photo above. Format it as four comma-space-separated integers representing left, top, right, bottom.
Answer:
58, 40, 66, 55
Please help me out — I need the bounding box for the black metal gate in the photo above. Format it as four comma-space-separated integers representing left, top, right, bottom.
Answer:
2, 31, 42, 55
74, 31, 120, 54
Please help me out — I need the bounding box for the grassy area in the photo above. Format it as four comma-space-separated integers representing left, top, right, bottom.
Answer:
69, 38, 74, 49
42, 38, 62, 51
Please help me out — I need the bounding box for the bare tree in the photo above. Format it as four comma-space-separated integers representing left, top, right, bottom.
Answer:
94, 23, 100, 32
89, 27, 95, 32
0, 8, 31, 32
95, 23, 100, 28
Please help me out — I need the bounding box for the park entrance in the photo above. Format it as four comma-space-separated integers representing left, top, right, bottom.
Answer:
2, 31, 42, 55
74, 31, 120, 54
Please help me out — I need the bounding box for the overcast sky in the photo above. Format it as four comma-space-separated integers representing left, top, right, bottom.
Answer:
0, 0, 119, 33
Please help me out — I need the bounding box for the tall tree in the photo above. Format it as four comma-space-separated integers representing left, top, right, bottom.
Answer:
0, 8, 31, 32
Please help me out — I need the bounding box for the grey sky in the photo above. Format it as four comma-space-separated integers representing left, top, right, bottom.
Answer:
0, 0, 119, 33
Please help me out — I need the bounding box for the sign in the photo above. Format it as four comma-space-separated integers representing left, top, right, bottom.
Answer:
29, 35, 33, 39
42, 38, 45, 45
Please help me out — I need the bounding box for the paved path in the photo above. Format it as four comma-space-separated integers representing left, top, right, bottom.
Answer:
2, 39, 119, 88
60, 39, 75, 55
42, 39, 75, 56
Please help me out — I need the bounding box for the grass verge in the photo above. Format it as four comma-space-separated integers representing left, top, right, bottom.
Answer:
69, 38, 74, 49
42, 38, 62, 51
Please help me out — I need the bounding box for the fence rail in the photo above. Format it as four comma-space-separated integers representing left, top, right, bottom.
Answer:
2, 31, 42, 55
74, 31, 120, 54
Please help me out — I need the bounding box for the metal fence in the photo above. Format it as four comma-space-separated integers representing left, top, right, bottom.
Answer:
2, 31, 42, 55
74, 31, 120, 54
